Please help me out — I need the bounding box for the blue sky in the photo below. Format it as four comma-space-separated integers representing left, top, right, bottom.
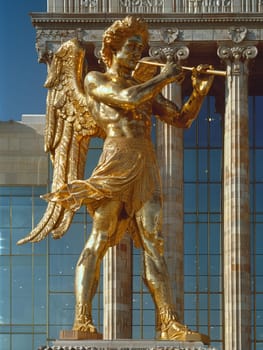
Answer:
0, 1, 47, 121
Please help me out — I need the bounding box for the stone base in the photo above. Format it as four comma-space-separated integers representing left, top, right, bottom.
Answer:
50, 339, 215, 350
60, 329, 103, 340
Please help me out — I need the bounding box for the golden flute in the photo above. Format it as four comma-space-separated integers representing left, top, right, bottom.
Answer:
138, 60, 226, 77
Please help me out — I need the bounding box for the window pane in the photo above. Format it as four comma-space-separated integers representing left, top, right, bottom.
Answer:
184, 184, 196, 212
185, 254, 197, 275
210, 113, 222, 147
198, 184, 208, 211
0, 228, 10, 255
49, 223, 85, 255
184, 294, 196, 309
143, 325, 154, 339
0, 256, 10, 323
210, 254, 221, 275
0, 197, 10, 228
49, 254, 78, 275
184, 276, 197, 292
210, 224, 221, 254
210, 184, 221, 212
256, 225, 263, 254
184, 124, 196, 147
256, 185, 263, 211
12, 334, 32, 350
12, 196, 32, 228
184, 224, 197, 254
49, 293, 74, 325
12, 256, 32, 323
198, 149, 208, 182
33, 256, 47, 324
199, 224, 208, 254
184, 150, 197, 182
210, 150, 222, 182
198, 114, 209, 147
255, 98, 263, 147
143, 310, 155, 325
255, 150, 263, 182
199, 255, 208, 275
0, 334, 10, 350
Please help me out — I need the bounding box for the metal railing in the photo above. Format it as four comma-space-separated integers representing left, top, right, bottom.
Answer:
47, 0, 263, 13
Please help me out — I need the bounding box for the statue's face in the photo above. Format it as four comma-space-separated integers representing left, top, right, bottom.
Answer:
115, 35, 144, 70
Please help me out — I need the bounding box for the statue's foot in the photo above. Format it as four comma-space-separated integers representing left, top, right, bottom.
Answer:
73, 321, 97, 333
159, 320, 210, 345
73, 302, 97, 334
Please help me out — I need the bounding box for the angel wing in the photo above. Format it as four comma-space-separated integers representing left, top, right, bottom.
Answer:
17, 38, 105, 245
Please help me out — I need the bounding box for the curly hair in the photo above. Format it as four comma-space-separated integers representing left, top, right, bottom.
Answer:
100, 16, 149, 68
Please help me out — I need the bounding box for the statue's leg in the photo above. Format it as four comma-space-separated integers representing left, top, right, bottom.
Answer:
73, 200, 123, 332
135, 197, 210, 344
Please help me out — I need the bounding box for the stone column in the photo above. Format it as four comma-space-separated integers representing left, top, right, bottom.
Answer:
217, 44, 257, 350
103, 234, 132, 339
155, 46, 189, 322
156, 87, 184, 320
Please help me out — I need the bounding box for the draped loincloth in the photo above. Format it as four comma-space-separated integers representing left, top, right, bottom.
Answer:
43, 137, 162, 218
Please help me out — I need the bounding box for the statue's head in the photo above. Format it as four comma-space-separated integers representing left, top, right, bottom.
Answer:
101, 16, 149, 68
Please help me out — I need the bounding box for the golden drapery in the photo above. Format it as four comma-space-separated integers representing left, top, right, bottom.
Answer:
43, 136, 162, 219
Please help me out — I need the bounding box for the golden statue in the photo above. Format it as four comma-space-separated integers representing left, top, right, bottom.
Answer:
18, 16, 215, 344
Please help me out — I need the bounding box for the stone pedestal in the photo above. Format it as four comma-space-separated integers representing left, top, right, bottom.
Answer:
48, 339, 215, 350
59, 329, 103, 340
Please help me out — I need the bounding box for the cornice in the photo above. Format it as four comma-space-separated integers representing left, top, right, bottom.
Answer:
30, 12, 263, 28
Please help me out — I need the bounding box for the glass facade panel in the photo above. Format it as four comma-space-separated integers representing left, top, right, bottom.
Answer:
250, 96, 263, 349
184, 96, 222, 348
0, 256, 10, 324
0, 132, 104, 349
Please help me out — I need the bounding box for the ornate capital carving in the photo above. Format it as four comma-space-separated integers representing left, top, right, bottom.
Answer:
82, 0, 98, 8
35, 29, 79, 64
120, 0, 164, 8
94, 45, 101, 59
161, 28, 180, 44
217, 45, 257, 74
149, 46, 189, 63
217, 45, 257, 62
228, 26, 248, 43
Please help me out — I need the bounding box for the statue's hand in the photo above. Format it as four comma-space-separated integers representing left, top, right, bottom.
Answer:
192, 64, 214, 96
161, 61, 185, 84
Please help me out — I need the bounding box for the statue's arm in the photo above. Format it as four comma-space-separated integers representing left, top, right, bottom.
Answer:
85, 64, 181, 110
153, 65, 214, 128
153, 89, 207, 129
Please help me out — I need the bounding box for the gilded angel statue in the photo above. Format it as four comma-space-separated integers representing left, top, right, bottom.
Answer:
18, 16, 214, 344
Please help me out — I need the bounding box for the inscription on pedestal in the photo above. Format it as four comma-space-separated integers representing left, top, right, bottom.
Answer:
51, 339, 215, 350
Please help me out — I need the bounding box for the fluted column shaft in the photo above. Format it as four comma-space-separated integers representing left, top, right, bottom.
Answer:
103, 234, 132, 339
156, 82, 184, 321
218, 45, 257, 350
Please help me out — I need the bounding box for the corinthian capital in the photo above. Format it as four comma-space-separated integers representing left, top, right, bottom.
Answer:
217, 45, 258, 62
217, 45, 258, 75
148, 45, 189, 63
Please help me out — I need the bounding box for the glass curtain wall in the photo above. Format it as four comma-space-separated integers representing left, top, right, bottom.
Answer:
0, 138, 104, 350
0, 186, 48, 350
183, 96, 223, 350
250, 96, 263, 350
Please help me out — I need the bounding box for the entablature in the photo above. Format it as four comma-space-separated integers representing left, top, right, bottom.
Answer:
31, 12, 263, 95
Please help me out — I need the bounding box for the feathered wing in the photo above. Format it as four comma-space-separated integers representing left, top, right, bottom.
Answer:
17, 39, 104, 245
